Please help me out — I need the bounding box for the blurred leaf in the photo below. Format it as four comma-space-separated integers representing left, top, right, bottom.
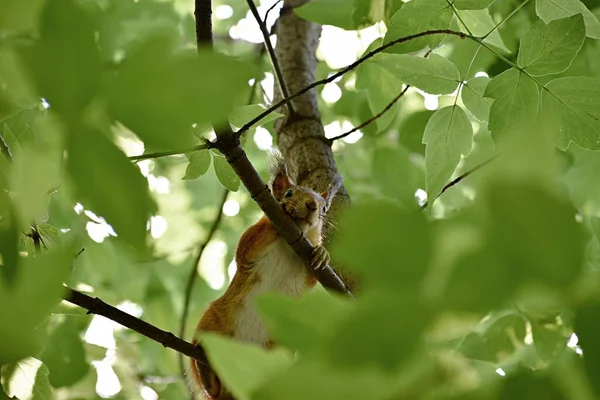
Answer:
228, 105, 284, 129
255, 291, 353, 356
213, 156, 240, 192
66, 128, 156, 253
199, 333, 293, 400
20, 0, 101, 118
372, 145, 423, 206
531, 322, 568, 362
398, 110, 432, 154
484, 68, 539, 139
574, 303, 600, 394
541, 77, 600, 150
487, 181, 584, 286
383, 0, 453, 54
0, 247, 71, 364
461, 77, 491, 122
0, 0, 45, 33
536, 0, 600, 39
423, 105, 473, 202
296, 0, 366, 30
518, 15, 586, 76
0, 205, 19, 284
331, 200, 431, 289
108, 38, 258, 149
498, 369, 565, 399
41, 318, 89, 388
371, 53, 460, 95
183, 150, 212, 180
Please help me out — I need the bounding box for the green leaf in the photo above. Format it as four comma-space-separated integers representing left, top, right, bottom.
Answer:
488, 181, 584, 286
228, 105, 284, 129
536, 0, 600, 39
485, 68, 539, 138
453, 0, 494, 9
518, 15, 586, 76
0, 205, 19, 285
183, 150, 211, 180
213, 156, 240, 192
331, 201, 431, 290
10, 148, 60, 231
108, 38, 258, 149
383, 0, 453, 54
20, 0, 101, 118
198, 333, 293, 400
295, 0, 358, 30
40, 318, 89, 388
255, 291, 353, 356
499, 369, 565, 398
355, 61, 404, 132
531, 322, 568, 362
371, 53, 460, 95
0, 247, 72, 364
423, 105, 473, 202
372, 145, 423, 206
66, 128, 156, 252
541, 76, 600, 150
461, 77, 492, 122
0, 0, 45, 33
456, 9, 510, 53
328, 295, 427, 370
32, 363, 52, 400
574, 303, 600, 393
36, 224, 61, 249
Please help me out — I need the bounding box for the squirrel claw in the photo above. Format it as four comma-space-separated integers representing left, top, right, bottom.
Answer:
311, 245, 330, 270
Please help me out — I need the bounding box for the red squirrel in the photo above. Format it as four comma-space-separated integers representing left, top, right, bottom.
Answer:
189, 156, 340, 400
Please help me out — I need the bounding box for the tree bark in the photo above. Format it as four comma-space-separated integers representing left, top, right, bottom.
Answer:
273, 0, 360, 292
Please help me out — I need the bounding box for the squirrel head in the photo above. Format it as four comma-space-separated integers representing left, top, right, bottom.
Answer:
269, 151, 341, 233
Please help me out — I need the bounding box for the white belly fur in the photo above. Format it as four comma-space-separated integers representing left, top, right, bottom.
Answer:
233, 238, 310, 345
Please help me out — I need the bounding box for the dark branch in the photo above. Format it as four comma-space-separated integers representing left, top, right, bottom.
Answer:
0, 133, 14, 163
246, 0, 294, 114
178, 189, 229, 377
328, 85, 410, 142
421, 154, 499, 210
63, 287, 210, 367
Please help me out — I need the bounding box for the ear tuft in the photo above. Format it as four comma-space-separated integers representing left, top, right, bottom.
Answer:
268, 149, 293, 200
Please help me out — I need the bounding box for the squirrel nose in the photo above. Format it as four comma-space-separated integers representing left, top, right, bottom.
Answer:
306, 199, 317, 211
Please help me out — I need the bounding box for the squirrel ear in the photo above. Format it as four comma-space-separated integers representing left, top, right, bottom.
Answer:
272, 170, 293, 200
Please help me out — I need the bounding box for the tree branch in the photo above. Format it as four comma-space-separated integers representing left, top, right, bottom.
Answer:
63, 287, 210, 367
128, 142, 211, 162
328, 85, 411, 142
245, 0, 294, 114
177, 189, 229, 377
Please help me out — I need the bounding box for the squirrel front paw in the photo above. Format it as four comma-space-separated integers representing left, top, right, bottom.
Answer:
311, 245, 330, 270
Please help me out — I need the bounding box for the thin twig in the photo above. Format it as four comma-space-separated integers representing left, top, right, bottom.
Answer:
246, 0, 294, 114
264, 0, 282, 26
177, 189, 229, 378
421, 154, 499, 210
128, 143, 210, 162
63, 287, 210, 367
236, 29, 470, 137
329, 85, 410, 142
0, 133, 14, 162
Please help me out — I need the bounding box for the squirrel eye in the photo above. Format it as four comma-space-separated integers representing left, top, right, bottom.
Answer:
284, 189, 293, 198
322, 205, 327, 213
